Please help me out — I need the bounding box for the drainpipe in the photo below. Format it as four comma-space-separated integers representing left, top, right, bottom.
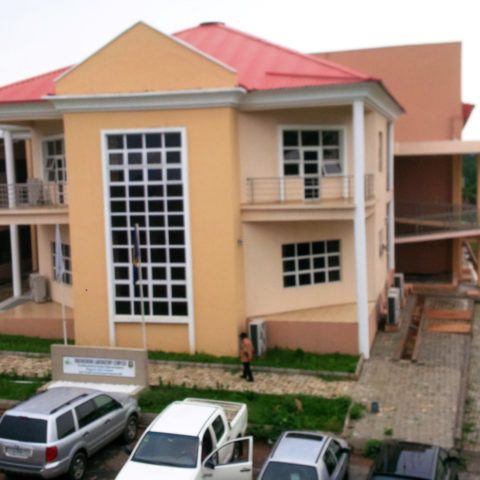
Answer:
3, 129, 21, 297
353, 101, 370, 359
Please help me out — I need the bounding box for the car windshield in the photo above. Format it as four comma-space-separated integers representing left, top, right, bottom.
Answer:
261, 461, 318, 480
0, 415, 47, 443
132, 432, 198, 468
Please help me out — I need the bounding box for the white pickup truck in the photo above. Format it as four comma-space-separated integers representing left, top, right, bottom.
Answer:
115, 397, 253, 480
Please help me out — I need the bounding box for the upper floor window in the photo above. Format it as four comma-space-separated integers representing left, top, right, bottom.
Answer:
282, 128, 344, 178
43, 138, 66, 184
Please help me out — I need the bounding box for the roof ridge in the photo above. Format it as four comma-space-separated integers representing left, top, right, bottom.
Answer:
0, 66, 71, 92
176, 23, 373, 81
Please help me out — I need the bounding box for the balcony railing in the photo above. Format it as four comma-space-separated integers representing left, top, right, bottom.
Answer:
395, 201, 480, 237
0, 181, 68, 209
245, 174, 374, 205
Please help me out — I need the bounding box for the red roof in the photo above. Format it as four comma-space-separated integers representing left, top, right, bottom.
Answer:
0, 67, 70, 103
0, 23, 375, 104
175, 23, 375, 91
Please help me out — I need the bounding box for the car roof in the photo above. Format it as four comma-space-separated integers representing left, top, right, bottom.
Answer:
270, 432, 328, 466
149, 402, 218, 437
8, 387, 99, 416
372, 441, 440, 480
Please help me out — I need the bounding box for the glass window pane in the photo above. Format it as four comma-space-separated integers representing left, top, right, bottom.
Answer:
126, 134, 143, 149
283, 130, 298, 147
301, 131, 320, 146
165, 133, 181, 147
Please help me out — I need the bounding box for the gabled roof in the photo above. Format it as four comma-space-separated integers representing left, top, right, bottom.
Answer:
174, 22, 375, 91
0, 22, 377, 104
0, 67, 70, 103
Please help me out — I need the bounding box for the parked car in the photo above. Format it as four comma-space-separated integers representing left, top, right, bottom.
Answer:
0, 386, 139, 479
258, 431, 350, 480
367, 440, 459, 480
115, 397, 252, 480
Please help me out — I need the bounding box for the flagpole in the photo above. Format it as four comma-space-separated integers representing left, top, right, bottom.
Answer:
135, 223, 147, 350
61, 277, 67, 345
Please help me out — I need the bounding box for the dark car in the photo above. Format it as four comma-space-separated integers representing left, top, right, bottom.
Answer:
368, 440, 459, 480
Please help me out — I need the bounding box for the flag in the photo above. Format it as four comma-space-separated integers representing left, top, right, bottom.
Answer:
55, 225, 65, 282
132, 225, 141, 286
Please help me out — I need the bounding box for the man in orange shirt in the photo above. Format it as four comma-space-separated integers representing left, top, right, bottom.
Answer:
239, 332, 254, 382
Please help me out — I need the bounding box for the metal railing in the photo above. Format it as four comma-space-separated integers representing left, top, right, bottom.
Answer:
0, 181, 68, 209
395, 201, 480, 236
245, 174, 375, 205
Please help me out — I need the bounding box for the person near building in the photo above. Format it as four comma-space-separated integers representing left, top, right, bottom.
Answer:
239, 332, 254, 382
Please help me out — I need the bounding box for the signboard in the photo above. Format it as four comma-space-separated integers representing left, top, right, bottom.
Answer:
63, 356, 136, 378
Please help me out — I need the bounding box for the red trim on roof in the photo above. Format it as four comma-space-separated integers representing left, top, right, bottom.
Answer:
0, 67, 71, 104
463, 103, 475, 126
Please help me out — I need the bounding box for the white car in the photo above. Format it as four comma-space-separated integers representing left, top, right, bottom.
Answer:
116, 398, 253, 480
258, 431, 350, 480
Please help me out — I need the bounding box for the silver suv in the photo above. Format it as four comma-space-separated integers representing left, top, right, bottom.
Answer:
258, 431, 350, 480
0, 386, 139, 479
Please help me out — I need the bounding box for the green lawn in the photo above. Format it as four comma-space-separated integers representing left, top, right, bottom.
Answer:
149, 347, 358, 373
139, 385, 351, 441
0, 334, 71, 354
0, 374, 45, 401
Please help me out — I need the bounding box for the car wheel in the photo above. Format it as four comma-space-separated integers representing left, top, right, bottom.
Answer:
123, 415, 138, 444
67, 451, 87, 480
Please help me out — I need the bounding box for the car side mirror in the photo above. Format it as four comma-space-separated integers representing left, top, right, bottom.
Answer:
205, 458, 216, 470
341, 447, 351, 455
124, 446, 133, 455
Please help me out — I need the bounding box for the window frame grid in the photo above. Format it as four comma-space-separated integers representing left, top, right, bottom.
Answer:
51, 242, 72, 285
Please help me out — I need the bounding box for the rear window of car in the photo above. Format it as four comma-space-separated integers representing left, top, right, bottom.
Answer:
0, 415, 47, 443
261, 461, 317, 480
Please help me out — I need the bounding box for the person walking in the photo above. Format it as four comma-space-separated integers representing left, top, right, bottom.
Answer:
239, 332, 254, 382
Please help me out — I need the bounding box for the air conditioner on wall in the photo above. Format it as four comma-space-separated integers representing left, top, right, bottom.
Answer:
249, 318, 267, 357
387, 287, 401, 325
393, 273, 405, 300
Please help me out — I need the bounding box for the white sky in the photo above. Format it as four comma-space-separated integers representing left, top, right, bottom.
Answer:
1, 0, 479, 139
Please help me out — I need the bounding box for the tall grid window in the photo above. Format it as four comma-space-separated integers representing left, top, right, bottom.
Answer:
43, 138, 67, 183
51, 242, 72, 285
282, 240, 341, 288
105, 131, 189, 319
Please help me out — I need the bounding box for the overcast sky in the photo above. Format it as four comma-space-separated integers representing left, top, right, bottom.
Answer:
1, 0, 479, 139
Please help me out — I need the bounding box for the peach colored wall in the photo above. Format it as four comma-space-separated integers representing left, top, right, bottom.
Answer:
266, 321, 358, 354
37, 225, 73, 307
243, 221, 355, 316
56, 23, 236, 95
63, 108, 244, 356
316, 43, 462, 141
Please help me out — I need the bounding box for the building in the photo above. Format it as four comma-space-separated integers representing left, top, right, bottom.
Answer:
0, 22, 403, 358
316, 43, 480, 284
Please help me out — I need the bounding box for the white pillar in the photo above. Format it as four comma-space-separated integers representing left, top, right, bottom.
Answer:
353, 101, 370, 359
3, 129, 22, 297
387, 122, 395, 272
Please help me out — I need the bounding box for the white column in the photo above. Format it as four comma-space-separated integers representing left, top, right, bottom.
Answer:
353, 101, 370, 359
387, 122, 395, 271
3, 129, 21, 297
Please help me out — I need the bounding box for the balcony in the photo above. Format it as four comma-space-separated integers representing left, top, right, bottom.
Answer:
242, 174, 375, 222
0, 181, 68, 225
395, 202, 480, 243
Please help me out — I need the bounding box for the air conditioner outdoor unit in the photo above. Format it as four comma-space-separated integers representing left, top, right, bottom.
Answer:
393, 273, 405, 299
27, 178, 43, 206
387, 287, 401, 325
249, 319, 267, 357
29, 273, 49, 303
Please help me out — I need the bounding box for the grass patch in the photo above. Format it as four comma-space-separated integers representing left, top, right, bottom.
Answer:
139, 385, 351, 442
0, 334, 72, 354
349, 402, 366, 420
0, 374, 45, 401
363, 439, 383, 458
149, 347, 358, 373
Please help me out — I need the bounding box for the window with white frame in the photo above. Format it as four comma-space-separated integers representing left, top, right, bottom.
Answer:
105, 131, 189, 319
282, 240, 341, 288
51, 242, 72, 284
282, 129, 344, 177
43, 138, 67, 184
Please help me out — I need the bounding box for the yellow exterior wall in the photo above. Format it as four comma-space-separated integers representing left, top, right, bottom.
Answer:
63, 108, 244, 355
243, 221, 356, 317
56, 23, 236, 95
